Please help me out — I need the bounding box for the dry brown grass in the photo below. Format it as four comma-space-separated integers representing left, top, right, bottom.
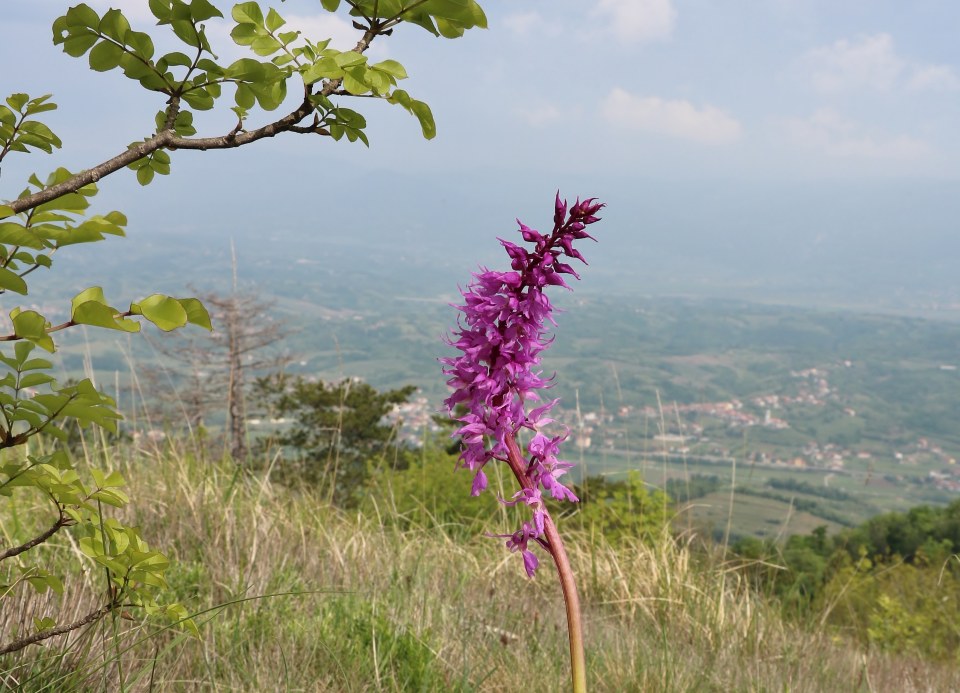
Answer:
2, 440, 959, 691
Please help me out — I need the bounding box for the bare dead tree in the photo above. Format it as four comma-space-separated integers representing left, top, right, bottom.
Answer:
143, 244, 292, 462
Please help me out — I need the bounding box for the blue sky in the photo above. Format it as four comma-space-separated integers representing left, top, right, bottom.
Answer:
3, 1, 960, 311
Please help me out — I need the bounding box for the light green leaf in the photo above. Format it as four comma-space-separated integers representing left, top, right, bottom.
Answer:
177, 298, 212, 329
265, 7, 285, 31
11, 310, 54, 353
232, 1, 264, 25
371, 59, 407, 80
6, 93, 28, 112
72, 290, 140, 333
131, 294, 188, 331
71, 286, 107, 314
302, 57, 342, 84
411, 99, 436, 139
0, 268, 28, 295
334, 51, 367, 68
19, 373, 55, 388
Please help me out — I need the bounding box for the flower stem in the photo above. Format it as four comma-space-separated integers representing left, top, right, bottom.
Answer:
505, 433, 587, 693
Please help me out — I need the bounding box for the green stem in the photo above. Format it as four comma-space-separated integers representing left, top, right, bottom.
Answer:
504, 433, 587, 693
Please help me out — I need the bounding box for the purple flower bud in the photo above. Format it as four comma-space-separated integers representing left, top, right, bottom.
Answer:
554, 191, 568, 227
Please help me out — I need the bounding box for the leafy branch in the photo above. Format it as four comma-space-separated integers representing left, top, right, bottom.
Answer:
6, 0, 483, 216
0, 0, 484, 663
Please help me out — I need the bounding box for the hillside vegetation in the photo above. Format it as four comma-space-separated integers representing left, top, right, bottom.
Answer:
2, 439, 959, 691
52, 293, 960, 537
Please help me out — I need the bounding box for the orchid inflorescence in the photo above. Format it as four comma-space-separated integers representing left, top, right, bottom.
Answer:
442, 193, 604, 576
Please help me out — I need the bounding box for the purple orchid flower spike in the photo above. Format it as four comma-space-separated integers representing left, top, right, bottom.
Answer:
441, 192, 603, 574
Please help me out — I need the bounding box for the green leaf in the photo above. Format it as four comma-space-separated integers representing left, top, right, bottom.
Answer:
189, 0, 223, 21
177, 298, 212, 329
20, 357, 54, 372
265, 7, 285, 32
33, 616, 57, 631
125, 30, 155, 60
342, 67, 371, 95
231, 22, 258, 46
92, 488, 130, 507
63, 32, 100, 57
68, 3, 102, 29
235, 83, 256, 109
411, 99, 436, 139
232, 1, 264, 26
0, 268, 28, 295
99, 9, 131, 43
103, 470, 126, 488
371, 59, 407, 80
160, 51, 193, 67
34, 192, 90, 217
89, 40, 124, 72
130, 294, 188, 331
334, 51, 367, 68
73, 301, 140, 332
14, 338, 34, 365
170, 19, 202, 48
136, 167, 155, 186
6, 94, 28, 112
226, 58, 266, 81
251, 35, 282, 56
302, 57, 342, 84
71, 289, 140, 333
19, 373, 55, 388
70, 286, 107, 314
11, 310, 54, 353
388, 89, 436, 140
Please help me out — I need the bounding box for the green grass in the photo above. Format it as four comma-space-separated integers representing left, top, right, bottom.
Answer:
3, 441, 960, 691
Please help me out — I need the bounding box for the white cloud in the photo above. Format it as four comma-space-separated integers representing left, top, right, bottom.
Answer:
784, 108, 928, 160
803, 33, 903, 92
595, 0, 677, 44
908, 64, 960, 92
802, 33, 960, 94
600, 88, 741, 145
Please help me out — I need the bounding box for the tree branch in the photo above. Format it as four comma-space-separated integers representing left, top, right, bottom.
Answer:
166, 97, 315, 150
4, 22, 385, 216
6, 131, 175, 215
0, 513, 68, 563
0, 600, 117, 656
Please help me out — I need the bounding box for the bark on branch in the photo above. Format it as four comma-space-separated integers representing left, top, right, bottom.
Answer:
0, 515, 68, 563
0, 601, 117, 656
